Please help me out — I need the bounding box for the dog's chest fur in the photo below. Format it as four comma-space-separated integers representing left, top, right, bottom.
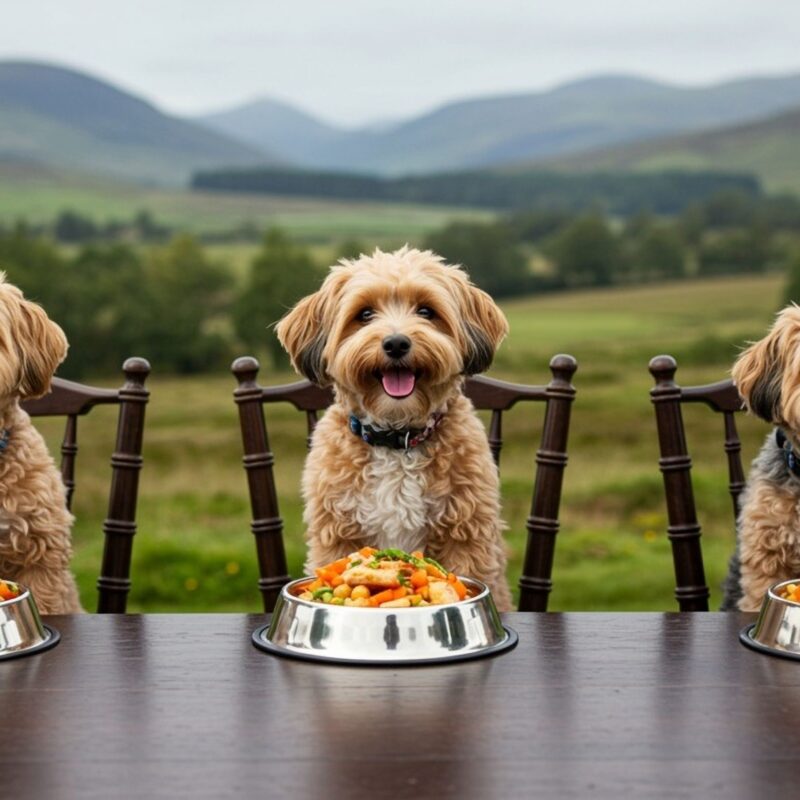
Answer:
353, 447, 439, 552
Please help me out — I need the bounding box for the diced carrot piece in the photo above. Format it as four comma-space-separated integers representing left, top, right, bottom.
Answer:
359, 547, 378, 558
318, 568, 340, 585
369, 589, 395, 607
330, 575, 344, 587
411, 550, 424, 561
452, 579, 468, 600
308, 579, 324, 592
392, 587, 408, 600
330, 558, 350, 574
410, 570, 428, 588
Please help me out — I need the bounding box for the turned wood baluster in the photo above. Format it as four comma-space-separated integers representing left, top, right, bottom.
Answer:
649, 355, 710, 612
97, 358, 150, 613
488, 409, 503, 467
518, 354, 577, 612
306, 410, 319, 449
723, 411, 746, 520
232, 357, 290, 612
60, 415, 78, 511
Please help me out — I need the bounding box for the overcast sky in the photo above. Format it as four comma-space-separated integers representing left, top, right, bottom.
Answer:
2, 0, 800, 127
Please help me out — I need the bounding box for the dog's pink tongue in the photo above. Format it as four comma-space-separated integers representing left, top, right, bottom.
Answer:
381, 368, 416, 398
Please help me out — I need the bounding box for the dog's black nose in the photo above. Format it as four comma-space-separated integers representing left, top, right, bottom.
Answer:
382, 334, 411, 359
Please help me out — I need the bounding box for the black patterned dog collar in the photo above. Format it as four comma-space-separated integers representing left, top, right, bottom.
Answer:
349, 413, 443, 450
776, 429, 800, 477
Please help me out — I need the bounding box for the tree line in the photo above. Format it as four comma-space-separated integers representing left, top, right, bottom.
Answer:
192, 167, 760, 216
0, 186, 796, 378
0, 225, 320, 378
427, 188, 800, 298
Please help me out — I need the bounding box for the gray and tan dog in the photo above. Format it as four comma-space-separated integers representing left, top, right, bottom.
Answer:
276, 246, 513, 610
724, 305, 800, 610
0, 276, 81, 613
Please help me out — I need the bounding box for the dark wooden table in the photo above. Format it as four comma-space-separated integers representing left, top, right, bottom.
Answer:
4, 612, 800, 799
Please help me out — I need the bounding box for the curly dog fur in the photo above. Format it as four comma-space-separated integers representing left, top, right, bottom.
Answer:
0, 276, 81, 613
724, 305, 800, 611
276, 246, 513, 610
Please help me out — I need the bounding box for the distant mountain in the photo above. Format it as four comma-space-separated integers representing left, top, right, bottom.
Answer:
0, 61, 276, 185
546, 106, 800, 194
198, 73, 800, 175
198, 98, 345, 166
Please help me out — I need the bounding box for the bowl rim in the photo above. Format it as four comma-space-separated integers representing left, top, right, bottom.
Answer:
766, 578, 800, 604
280, 574, 490, 610
0, 580, 30, 608
0, 625, 60, 661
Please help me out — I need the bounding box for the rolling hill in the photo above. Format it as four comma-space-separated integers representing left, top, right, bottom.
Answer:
199, 73, 800, 175
199, 98, 345, 167
546, 107, 800, 194
0, 61, 276, 185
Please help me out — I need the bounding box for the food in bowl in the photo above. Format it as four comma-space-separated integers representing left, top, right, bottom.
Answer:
777, 581, 800, 604
293, 548, 472, 608
0, 579, 22, 602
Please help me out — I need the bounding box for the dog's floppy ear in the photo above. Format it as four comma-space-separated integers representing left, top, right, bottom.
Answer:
277, 268, 351, 385
732, 306, 800, 424
11, 290, 68, 399
276, 290, 329, 384
459, 281, 509, 375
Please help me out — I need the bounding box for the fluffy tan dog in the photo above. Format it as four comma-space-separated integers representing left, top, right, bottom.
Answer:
723, 305, 800, 610
277, 247, 513, 609
0, 276, 81, 613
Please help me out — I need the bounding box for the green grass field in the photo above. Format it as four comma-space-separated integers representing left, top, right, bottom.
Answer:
37, 272, 784, 613
0, 164, 492, 245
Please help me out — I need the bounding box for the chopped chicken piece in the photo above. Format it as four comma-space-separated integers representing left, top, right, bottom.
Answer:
376, 560, 408, 571
428, 581, 460, 605
341, 565, 402, 588
380, 598, 412, 608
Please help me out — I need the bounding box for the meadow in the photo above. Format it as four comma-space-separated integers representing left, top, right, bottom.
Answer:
0, 163, 491, 243
38, 271, 784, 613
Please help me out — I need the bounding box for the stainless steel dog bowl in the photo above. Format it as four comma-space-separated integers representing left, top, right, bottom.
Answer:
0, 582, 60, 661
740, 578, 800, 660
253, 576, 517, 665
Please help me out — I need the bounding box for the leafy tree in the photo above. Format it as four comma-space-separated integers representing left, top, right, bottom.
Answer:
134, 209, 171, 242
697, 225, 771, 276
54, 209, 98, 243
700, 189, 757, 228
784, 251, 800, 306
506, 209, 572, 243
335, 238, 367, 262
548, 213, 622, 287
234, 228, 322, 367
61, 243, 150, 375
142, 235, 234, 372
424, 221, 530, 298
632, 223, 686, 282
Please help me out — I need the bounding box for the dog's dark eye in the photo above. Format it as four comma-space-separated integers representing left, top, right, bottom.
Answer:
357, 308, 375, 323
417, 306, 435, 320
